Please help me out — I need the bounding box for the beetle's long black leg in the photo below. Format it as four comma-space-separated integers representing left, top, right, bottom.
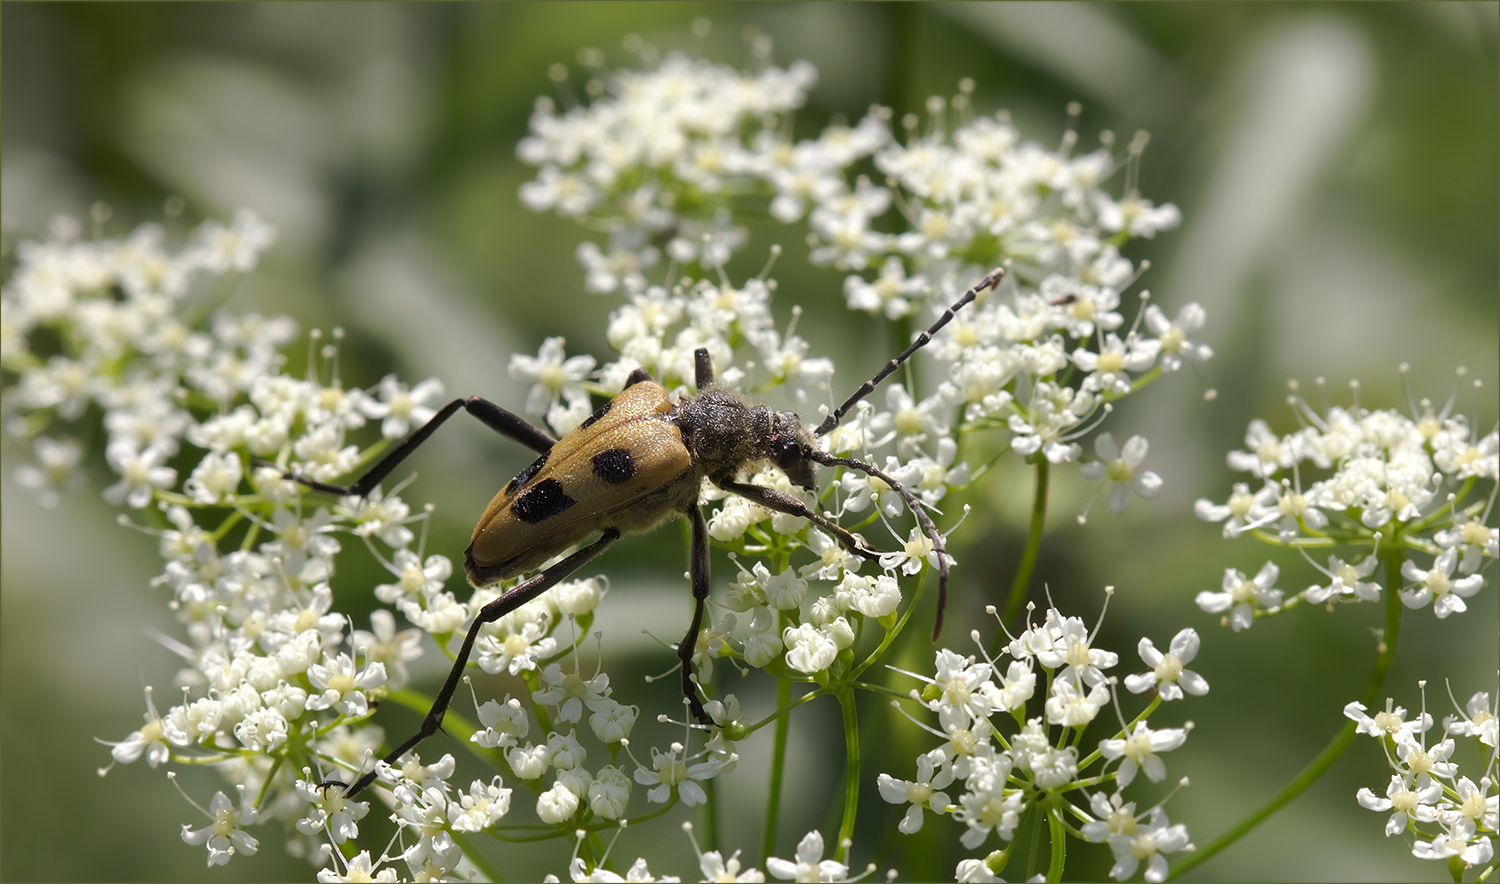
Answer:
814, 267, 1005, 438
625, 367, 654, 388
715, 479, 880, 563
676, 506, 715, 726
272, 396, 556, 498
462, 397, 558, 455
693, 348, 714, 390
335, 529, 620, 798
808, 450, 951, 640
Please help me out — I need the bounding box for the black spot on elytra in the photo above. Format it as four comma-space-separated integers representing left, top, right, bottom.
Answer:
511, 478, 576, 523
579, 399, 612, 430
592, 448, 636, 484
505, 450, 549, 494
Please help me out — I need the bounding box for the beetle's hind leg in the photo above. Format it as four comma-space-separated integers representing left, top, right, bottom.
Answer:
331, 528, 621, 798
678, 506, 715, 726
267, 396, 557, 497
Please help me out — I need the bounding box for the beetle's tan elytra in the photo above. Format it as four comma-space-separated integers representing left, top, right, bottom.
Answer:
278, 266, 1004, 797
467, 379, 695, 584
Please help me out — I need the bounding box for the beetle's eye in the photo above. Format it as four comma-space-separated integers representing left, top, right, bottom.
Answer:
775, 440, 808, 473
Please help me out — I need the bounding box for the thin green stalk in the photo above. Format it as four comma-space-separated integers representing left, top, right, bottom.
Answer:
891, 314, 914, 392
1046, 805, 1066, 882
1168, 540, 1406, 879
850, 569, 926, 680
834, 686, 860, 865
704, 764, 720, 854
1003, 458, 1049, 626
1020, 803, 1044, 881
762, 672, 792, 863
485, 797, 681, 843
746, 682, 821, 735
210, 509, 244, 542
702, 645, 722, 854
1077, 695, 1162, 770
852, 680, 909, 700
452, 831, 504, 882
386, 687, 504, 772
253, 754, 286, 810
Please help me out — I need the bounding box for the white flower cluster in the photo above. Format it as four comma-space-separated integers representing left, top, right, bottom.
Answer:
518, 50, 816, 279
881, 601, 1203, 883
1347, 685, 1497, 875
519, 41, 1206, 541
1, 212, 459, 871
0, 213, 746, 878
541, 818, 843, 883
8, 36, 1214, 882
1195, 373, 1497, 628
4, 210, 276, 506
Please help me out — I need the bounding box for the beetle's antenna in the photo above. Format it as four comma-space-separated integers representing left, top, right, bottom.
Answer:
814, 266, 1005, 438
808, 449, 952, 639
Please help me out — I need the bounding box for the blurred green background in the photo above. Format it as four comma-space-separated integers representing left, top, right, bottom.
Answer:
2, 3, 1496, 881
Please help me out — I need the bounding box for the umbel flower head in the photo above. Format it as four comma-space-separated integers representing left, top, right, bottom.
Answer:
7, 26, 1210, 881
1196, 368, 1496, 626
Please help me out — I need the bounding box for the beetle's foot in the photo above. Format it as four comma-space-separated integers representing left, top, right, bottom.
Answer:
686, 693, 717, 728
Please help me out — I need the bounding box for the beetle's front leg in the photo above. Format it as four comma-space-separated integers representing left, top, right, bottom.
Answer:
715, 479, 880, 562
334, 528, 621, 798
809, 450, 952, 639
677, 505, 715, 726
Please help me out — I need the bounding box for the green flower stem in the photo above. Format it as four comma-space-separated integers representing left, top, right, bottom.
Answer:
1046, 804, 1067, 883
350, 437, 391, 473
1003, 458, 1049, 626
1020, 803, 1045, 880
386, 687, 504, 772
1250, 529, 1336, 547
253, 753, 286, 810
486, 797, 680, 844
1077, 695, 1162, 770
1124, 365, 1162, 396
746, 682, 820, 735
1407, 476, 1476, 534
210, 509, 244, 542
169, 750, 241, 766
850, 569, 926, 681
834, 686, 860, 865
1168, 540, 1406, 880
240, 518, 261, 552
890, 314, 914, 391
452, 831, 505, 883
762, 672, 793, 863
852, 680, 909, 700
704, 757, 720, 853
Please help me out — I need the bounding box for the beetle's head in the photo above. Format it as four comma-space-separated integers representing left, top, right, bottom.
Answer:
767, 410, 818, 492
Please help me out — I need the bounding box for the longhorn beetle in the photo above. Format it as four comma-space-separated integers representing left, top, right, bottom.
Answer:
281, 266, 1005, 797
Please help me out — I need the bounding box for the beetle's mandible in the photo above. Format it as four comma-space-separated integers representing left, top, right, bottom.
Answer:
276, 266, 1005, 797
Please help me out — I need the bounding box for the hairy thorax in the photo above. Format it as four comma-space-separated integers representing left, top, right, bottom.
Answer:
673, 388, 817, 490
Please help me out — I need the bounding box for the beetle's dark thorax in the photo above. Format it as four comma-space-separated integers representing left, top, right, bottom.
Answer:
674, 389, 757, 478
674, 388, 817, 491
